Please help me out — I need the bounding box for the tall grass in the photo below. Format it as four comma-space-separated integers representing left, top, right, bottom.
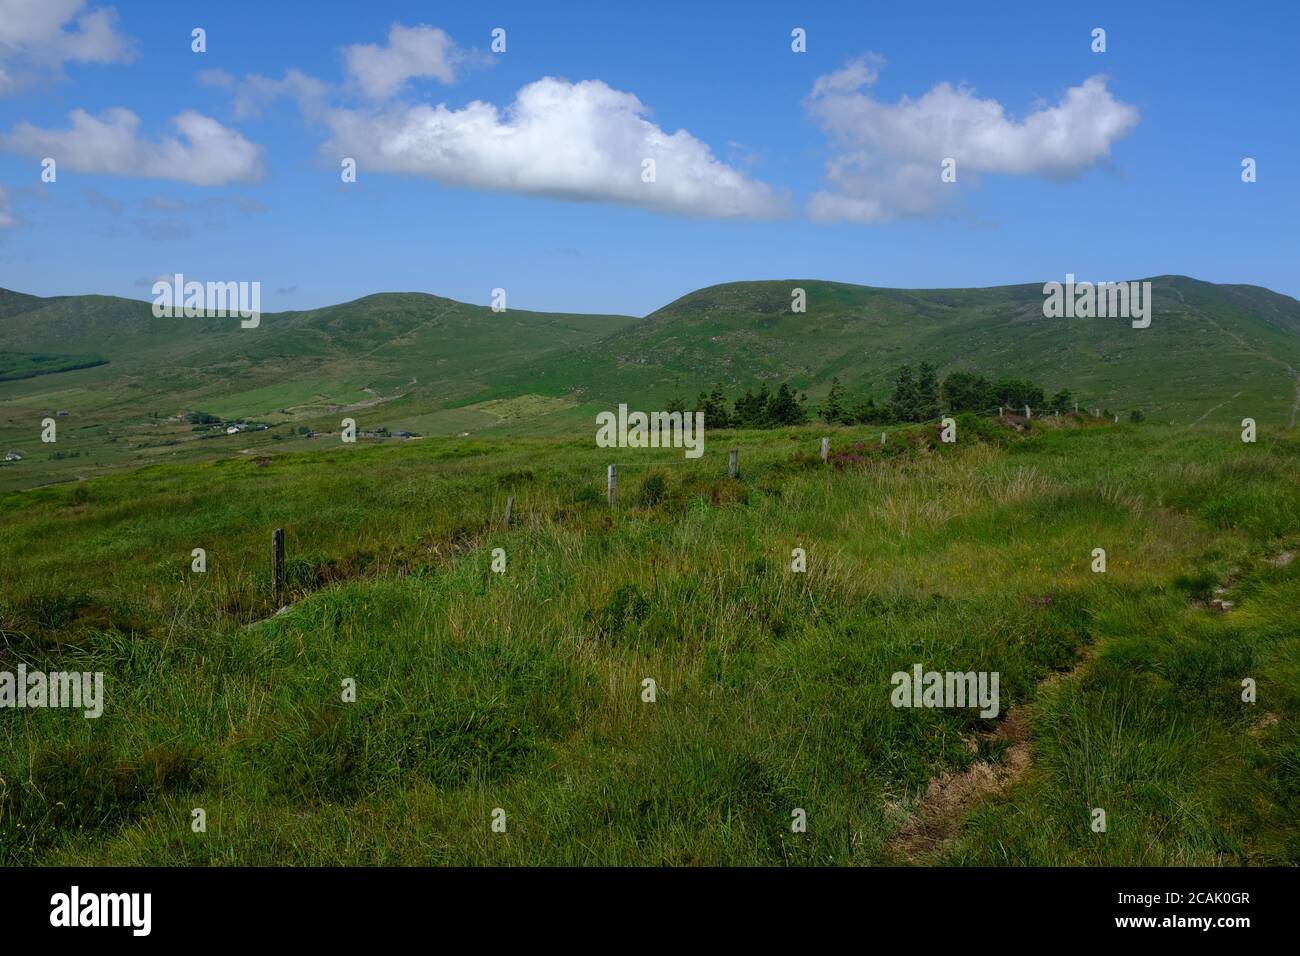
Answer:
1, 417, 1297, 864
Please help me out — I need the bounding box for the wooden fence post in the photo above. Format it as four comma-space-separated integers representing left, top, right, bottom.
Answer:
820, 437, 830, 462
607, 464, 617, 506
272, 527, 284, 607
728, 449, 739, 479
504, 495, 514, 527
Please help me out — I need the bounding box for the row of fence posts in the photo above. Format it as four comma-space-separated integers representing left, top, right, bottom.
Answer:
998, 403, 1112, 421
599, 403, 1119, 508
267, 405, 1126, 601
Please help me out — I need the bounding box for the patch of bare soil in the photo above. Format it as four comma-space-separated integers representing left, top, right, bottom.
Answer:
889, 643, 1096, 861
889, 709, 1032, 859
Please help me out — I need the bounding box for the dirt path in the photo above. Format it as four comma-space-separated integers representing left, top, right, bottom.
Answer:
889, 709, 1033, 858
888, 644, 1096, 861
890, 545, 1293, 861
1188, 390, 1244, 428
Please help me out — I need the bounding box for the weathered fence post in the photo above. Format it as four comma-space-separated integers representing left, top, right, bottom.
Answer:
1025, 405, 1032, 419
998, 405, 1004, 417
504, 495, 514, 527
272, 527, 284, 607
728, 449, 739, 479
820, 437, 830, 462
607, 464, 617, 506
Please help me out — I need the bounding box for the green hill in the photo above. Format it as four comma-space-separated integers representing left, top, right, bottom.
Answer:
2, 275, 1298, 491
0, 290, 636, 489
486, 276, 1300, 429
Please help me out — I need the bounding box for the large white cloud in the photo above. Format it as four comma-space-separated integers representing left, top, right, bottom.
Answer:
324, 76, 786, 219
0, 0, 134, 93
806, 56, 1139, 223
0, 108, 264, 185
343, 23, 466, 100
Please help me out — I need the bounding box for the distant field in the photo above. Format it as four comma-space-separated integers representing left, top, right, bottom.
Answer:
2, 415, 1297, 865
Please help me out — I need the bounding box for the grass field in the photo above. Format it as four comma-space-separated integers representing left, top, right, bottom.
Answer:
2, 413, 1297, 865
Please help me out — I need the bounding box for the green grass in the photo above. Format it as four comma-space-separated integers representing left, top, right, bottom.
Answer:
1, 414, 1297, 865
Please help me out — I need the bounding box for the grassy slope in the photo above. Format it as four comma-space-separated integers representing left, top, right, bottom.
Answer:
1, 415, 1297, 865
0, 291, 636, 490
484, 275, 1300, 431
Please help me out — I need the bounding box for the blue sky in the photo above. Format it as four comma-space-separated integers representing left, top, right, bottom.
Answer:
0, 0, 1296, 316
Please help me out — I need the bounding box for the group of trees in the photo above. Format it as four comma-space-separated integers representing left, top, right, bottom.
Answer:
671, 365, 1092, 429
938, 372, 1073, 417
821, 366, 1076, 425
668, 383, 809, 429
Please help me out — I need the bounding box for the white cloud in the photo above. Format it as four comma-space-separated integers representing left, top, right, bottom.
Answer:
0, 108, 264, 185
0, 0, 134, 93
200, 23, 467, 120
200, 67, 329, 120
342, 23, 467, 100
324, 76, 786, 219
806, 56, 1139, 223
810, 53, 886, 99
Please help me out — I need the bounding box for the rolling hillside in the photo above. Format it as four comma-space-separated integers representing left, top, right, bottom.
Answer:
0, 290, 636, 489
2, 275, 1298, 491
485, 276, 1300, 429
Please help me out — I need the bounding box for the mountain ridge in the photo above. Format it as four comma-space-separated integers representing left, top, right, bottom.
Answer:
7, 273, 1297, 325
